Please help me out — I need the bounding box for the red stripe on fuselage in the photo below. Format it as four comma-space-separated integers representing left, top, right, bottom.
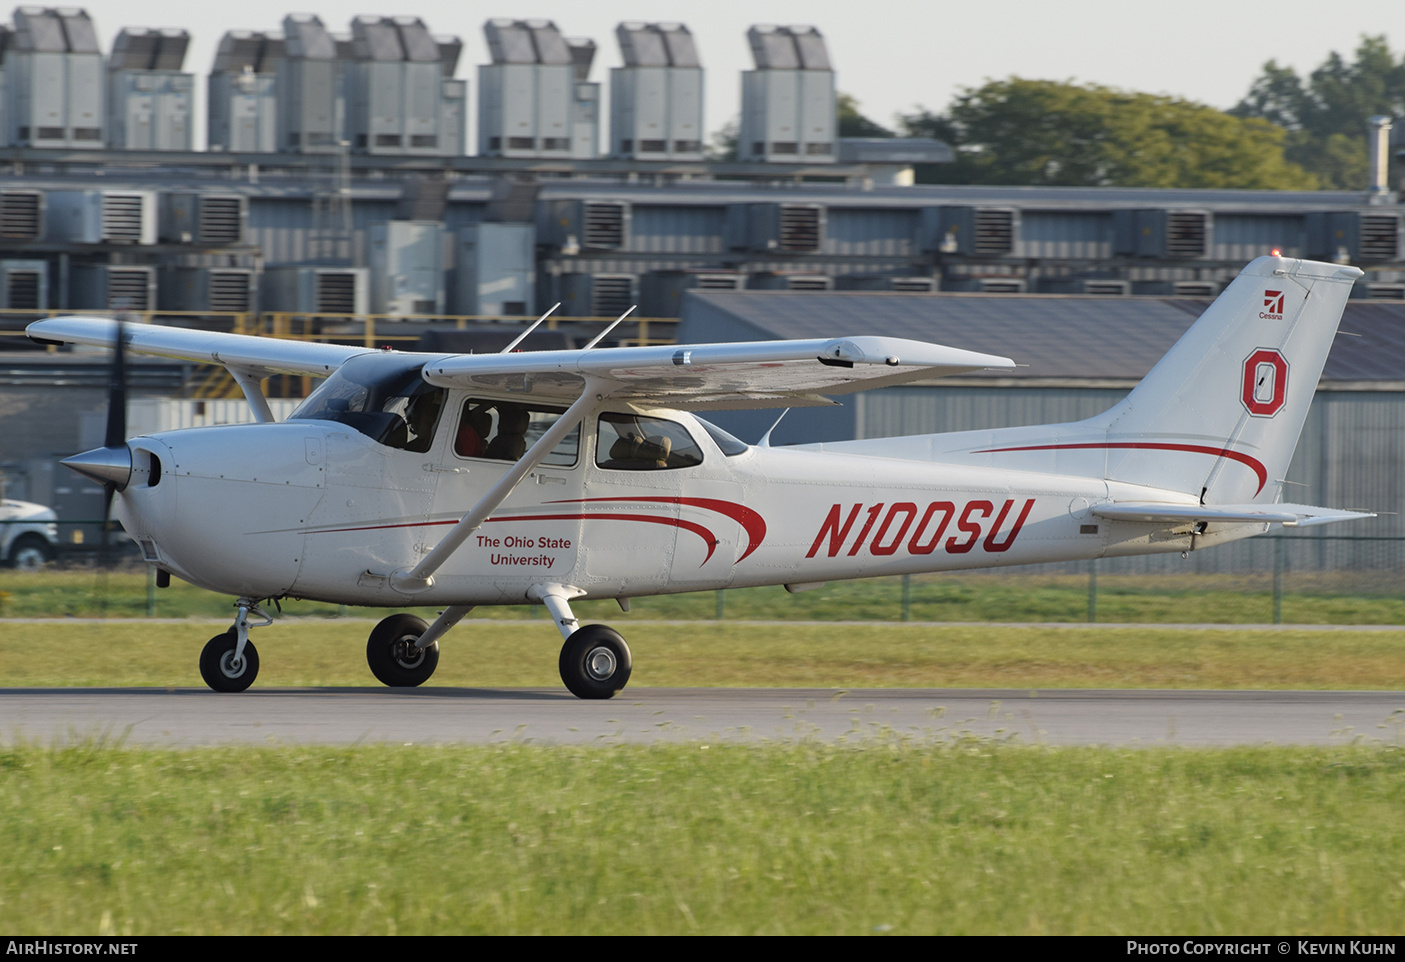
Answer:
970, 442, 1269, 495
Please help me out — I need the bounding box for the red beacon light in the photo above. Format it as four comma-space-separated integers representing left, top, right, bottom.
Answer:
1270, 248, 1282, 257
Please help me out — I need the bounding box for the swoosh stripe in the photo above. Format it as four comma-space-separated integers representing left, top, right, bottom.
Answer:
548, 497, 767, 561
971, 442, 1269, 495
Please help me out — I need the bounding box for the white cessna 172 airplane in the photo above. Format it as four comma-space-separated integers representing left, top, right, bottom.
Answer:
28, 254, 1373, 698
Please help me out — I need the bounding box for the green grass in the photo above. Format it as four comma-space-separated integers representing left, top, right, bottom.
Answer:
5, 620, 1405, 690
5, 565, 1405, 624
3, 741, 1404, 935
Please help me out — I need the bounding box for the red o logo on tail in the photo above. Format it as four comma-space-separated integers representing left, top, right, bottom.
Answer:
1241, 348, 1288, 417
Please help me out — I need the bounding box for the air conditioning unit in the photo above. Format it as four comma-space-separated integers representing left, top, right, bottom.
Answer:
369, 221, 445, 316
46, 190, 157, 245
638, 271, 743, 317
1349, 281, 1405, 300
69, 265, 157, 310
558, 273, 637, 317
160, 193, 247, 245
543, 200, 631, 252
0, 259, 47, 309
747, 272, 833, 290
923, 207, 1019, 256
835, 275, 937, 292
159, 267, 257, 312
1037, 278, 1130, 296
941, 276, 1027, 293
1313, 212, 1403, 263
262, 267, 369, 315
727, 203, 826, 253
0, 191, 44, 240
1115, 209, 1212, 258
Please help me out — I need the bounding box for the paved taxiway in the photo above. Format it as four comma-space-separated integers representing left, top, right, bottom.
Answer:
3, 687, 1403, 746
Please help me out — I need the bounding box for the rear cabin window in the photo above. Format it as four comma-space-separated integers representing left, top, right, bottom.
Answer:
454, 399, 579, 466
596, 412, 705, 470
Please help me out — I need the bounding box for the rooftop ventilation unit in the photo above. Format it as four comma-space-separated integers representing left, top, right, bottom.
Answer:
207, 30, 283, 152
925, 207, 1019, 257
544, 200, 631, 252
610, 22, 703, 161
46, 190, 157, 245
158, 267, 257, 313
1037, 277, 1130, 296
369, 221, 445, 316
1317, 212, 1403, 263
159, 193, 247, 246
107, 28, 193, 151
347, 16, 455, 156
728, 203, 826, 253
277, 14, 343, 153
639, 270, 741, 317
262, 267, 369, 315
8, 7, 104, 149
70, 265, 156, 311
557, 273, 637, 317
0, 260, 48, 309
1115, 210, 1212, 259
479, 20, 600, 159
739, 25, 835, 163
0, 191, 43, 240
455, 223, 535, 316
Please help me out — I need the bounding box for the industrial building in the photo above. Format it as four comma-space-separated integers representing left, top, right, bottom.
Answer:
0, 6, 1402, 572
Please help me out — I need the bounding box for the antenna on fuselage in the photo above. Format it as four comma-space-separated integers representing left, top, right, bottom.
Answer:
581, 306, 636, 351
499, 303, 560, 354
758, 409, 790, 448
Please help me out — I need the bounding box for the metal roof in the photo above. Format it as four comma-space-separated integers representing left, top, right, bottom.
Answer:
679, 290, 1405, 384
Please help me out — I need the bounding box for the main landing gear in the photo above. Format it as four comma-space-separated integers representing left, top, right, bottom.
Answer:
199, 600, 272, 692
532, 584, 632, 700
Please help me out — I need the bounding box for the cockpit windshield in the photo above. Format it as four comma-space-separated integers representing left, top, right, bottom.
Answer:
289, 355, 446, 453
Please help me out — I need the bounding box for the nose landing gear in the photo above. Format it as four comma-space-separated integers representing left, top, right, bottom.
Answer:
199, 600, 272, 692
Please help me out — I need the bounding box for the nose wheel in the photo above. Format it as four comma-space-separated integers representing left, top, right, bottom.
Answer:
200, 629, 260, 693
558, 624, 632, 699
199, 600, 271, 692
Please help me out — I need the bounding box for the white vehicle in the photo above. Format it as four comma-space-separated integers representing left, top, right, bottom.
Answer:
0, 497, 58, 570
29, 255, 1372, 697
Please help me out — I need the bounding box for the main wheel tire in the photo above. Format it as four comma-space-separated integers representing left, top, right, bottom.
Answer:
367, 614, 439, 687
8, 535, 55, 571
199, 630, 259, 693
558, 625, 632, 700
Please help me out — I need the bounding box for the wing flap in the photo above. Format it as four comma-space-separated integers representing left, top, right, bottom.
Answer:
26, 316, 368, 377
1092, 502, 1375, 527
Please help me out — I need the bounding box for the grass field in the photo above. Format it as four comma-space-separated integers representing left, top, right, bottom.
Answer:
5, 619, 1405, 690
5, 565, 1405, 625
2, 741, 1403, 935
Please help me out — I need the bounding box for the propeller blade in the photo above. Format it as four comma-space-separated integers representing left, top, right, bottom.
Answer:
104, 318, 127, 449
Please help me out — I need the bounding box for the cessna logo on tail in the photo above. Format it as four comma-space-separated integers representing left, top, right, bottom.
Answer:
1260, 290, 1285, 319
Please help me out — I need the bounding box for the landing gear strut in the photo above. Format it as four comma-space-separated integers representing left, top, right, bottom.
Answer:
199, 600, 271, 692
365, 606, 472, 688
532, 584, 632, 699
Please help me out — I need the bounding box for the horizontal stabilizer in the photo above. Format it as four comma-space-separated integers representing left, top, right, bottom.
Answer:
1091, 502, 1375, 528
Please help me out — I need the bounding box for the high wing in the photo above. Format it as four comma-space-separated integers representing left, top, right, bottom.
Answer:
1091, 502, 1375, 528
29, 317, 1017, 410
26, 316, 367, 377
421, 336, 1016, 409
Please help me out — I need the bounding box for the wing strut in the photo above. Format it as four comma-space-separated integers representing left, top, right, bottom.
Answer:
389, 379, 607, 594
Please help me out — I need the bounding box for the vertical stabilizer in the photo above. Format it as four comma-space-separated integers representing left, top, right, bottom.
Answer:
1094, 256, 1359, 502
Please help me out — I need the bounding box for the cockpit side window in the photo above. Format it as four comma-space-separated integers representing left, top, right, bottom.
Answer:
454, 399, 579, 466
596, 412, 705, 470
289, 356, 446, 453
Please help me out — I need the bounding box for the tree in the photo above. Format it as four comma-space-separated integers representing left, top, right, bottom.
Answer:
898, 78, 1319, 189
837, 93, 893, 138
1232, 36, 1405, 189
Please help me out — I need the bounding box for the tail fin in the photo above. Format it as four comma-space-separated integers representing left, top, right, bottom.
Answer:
945, 256, 1361, 503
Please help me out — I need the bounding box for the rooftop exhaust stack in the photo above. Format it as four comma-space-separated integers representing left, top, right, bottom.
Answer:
1368, 115, 1393, 202
739, 25, 835, 164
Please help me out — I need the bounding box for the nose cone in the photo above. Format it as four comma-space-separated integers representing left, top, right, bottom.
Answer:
62, 445, 132, 490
